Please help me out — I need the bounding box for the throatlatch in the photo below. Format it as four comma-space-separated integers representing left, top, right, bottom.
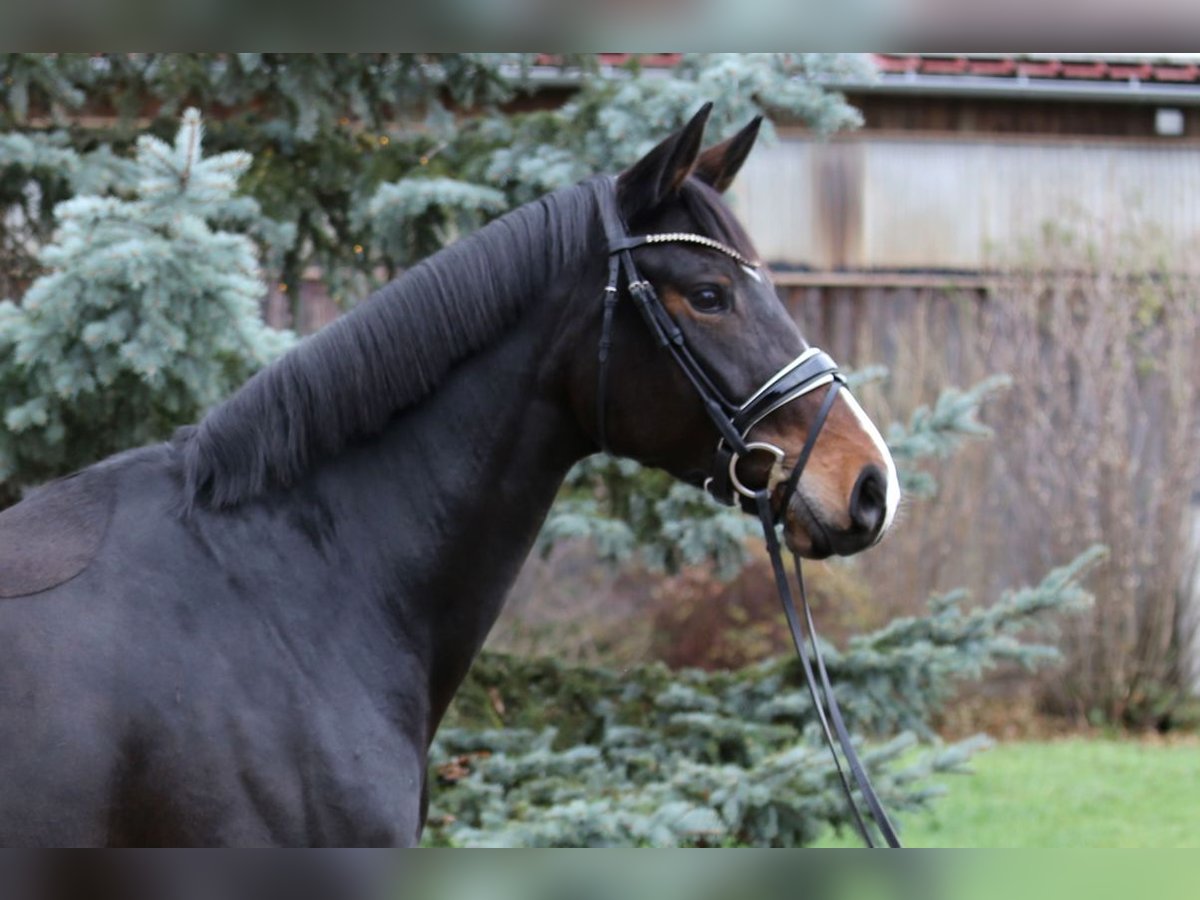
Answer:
587, 175, 902, 849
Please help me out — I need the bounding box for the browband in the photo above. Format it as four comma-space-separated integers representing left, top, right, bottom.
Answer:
609, 232, 760, 270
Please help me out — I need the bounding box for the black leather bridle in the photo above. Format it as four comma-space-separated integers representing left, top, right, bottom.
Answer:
588, 175, 902, 849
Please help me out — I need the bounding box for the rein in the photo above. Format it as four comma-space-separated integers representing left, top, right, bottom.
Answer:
588, 176, 902, 849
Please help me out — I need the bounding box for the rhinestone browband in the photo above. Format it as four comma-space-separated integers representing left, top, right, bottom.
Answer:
637, 232, 760, 269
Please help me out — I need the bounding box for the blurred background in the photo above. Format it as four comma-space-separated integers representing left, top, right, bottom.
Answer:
1, 53, 1197, 847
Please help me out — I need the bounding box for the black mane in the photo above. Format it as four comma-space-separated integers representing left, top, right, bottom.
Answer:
182, 176, 754, 508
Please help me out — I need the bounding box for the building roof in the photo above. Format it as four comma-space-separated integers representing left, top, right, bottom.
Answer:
581, 54, 1200, 104
590, 53, 1200, 83
873, 53, 1200, 85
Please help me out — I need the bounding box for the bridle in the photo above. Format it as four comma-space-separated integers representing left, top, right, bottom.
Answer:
588, 175, 902, 849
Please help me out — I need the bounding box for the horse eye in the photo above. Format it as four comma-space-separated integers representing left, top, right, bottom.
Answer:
686, 285, 728, 313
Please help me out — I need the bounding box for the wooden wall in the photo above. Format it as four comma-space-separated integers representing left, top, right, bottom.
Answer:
732, 132, 1200, 273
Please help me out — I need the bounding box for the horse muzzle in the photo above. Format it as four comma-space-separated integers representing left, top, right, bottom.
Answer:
782, 464, 890, 560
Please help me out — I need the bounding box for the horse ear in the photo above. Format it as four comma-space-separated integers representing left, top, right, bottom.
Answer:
617, 102, 713, 221
694, 116, 763, 193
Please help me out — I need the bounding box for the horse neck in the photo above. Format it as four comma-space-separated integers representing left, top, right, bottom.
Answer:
311, 281, 594, 729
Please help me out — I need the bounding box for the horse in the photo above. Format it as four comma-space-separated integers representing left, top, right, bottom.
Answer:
0, 104, 899, 846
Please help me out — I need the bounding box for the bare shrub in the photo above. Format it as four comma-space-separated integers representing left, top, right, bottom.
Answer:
984, 223, 1200, 727
839, 220, 1200, 729
490, 543, 871, 670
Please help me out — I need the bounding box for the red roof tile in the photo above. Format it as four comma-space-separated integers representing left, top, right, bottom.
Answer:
966, 58, 1016, 76
1017, 59, 1062, 78
875, 55, 919, 74
887, 54, 1200, 85
1060, 61, 1108, 79
1153, 64, 1199, 82
1107, 63, 1153, 80
921, 57, 970, 75
594, 53, 683, 68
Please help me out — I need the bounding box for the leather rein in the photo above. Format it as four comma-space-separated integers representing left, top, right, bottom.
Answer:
588, 176, 902, 849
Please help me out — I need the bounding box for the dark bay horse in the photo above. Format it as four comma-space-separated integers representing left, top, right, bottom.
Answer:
0, 106, 898, 846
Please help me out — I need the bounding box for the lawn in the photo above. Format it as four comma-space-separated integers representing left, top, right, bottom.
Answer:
817, 738, 1200, 848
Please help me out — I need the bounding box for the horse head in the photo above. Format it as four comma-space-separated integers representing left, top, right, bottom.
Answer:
566, 104, 899, 559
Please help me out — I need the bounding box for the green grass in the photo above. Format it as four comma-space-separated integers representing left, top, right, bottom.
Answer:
817, 738, 1200, 848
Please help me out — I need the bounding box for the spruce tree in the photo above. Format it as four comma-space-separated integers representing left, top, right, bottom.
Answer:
425, 545, 1102, 847
0, 53, 525, 311
0, 109, 293, 501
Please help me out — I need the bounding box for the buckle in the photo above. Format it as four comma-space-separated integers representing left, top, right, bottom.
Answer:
729, 442, 788, 500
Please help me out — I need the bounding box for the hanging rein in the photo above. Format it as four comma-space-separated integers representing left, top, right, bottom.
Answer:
588, 176, 902, 849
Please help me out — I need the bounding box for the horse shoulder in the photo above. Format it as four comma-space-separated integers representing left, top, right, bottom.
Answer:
0, 467, 117, 599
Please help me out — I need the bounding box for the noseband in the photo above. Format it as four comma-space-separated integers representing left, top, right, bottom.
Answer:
587, 175, 901, 849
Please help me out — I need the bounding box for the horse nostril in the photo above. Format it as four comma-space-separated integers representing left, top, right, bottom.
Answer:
849, 465, 887, 535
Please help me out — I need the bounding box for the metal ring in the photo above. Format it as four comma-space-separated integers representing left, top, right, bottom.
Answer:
728, 442, 788, 500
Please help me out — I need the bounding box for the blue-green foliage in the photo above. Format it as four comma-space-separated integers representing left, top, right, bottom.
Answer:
0, 109, 294, 491
427, 546, 1101, 847
359, 54, 868, 280
0, 53, 526, 308
361, 177, 508, 271
480, 54, 872, 202
536, 457, 759, 580
887, 374, 1011, 497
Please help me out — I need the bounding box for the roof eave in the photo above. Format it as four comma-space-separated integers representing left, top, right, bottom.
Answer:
828, 72, 1200, 106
